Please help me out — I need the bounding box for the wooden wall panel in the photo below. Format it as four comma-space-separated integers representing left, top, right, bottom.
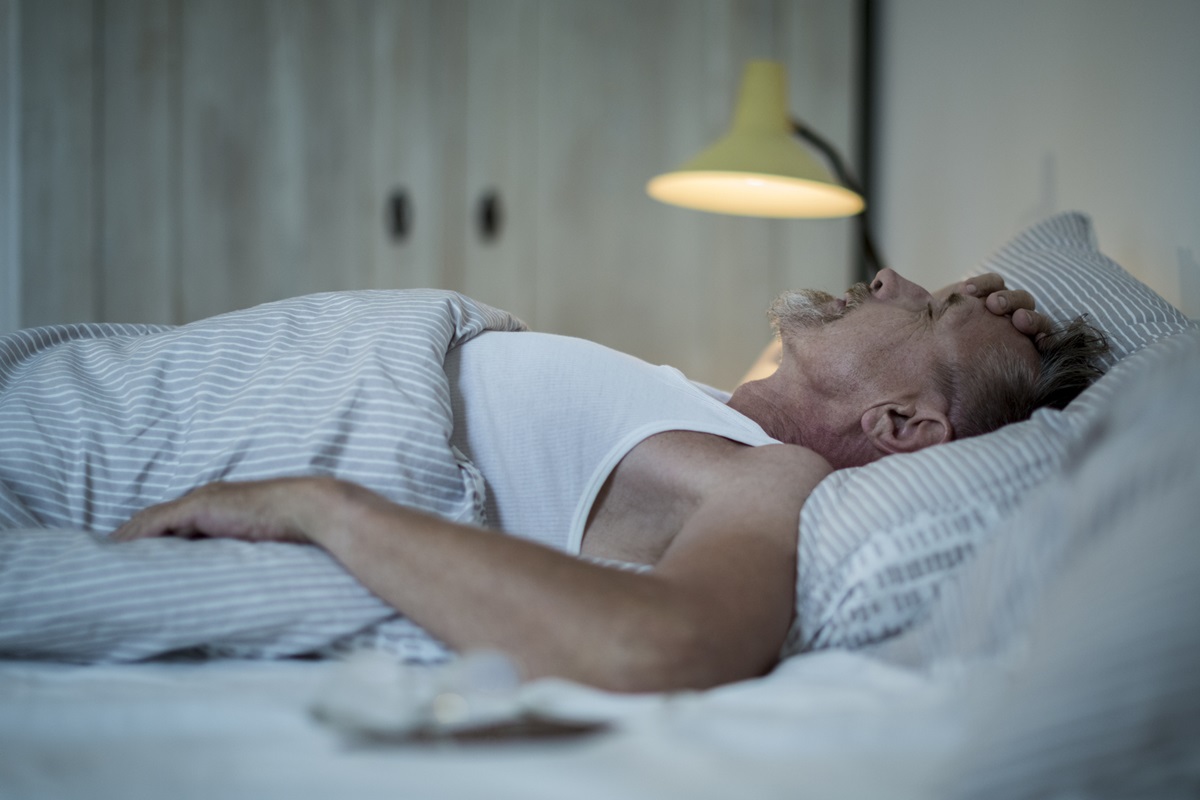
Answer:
19, 0, 98, 326
11, 0, 861, 386
260, 0, 370, 300
177, 0, 272, 320
177, 0, 374, 320
0, 0, 18, 332
101, 0, 176, 323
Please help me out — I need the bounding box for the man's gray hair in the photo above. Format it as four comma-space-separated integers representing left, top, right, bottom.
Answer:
934, 316, 1110, 440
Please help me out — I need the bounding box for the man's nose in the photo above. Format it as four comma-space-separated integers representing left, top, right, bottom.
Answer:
869, 268, 932, 304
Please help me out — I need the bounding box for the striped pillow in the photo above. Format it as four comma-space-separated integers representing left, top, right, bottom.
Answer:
871, 328, 1200, 666
781, 212, 1197, 658
943, 330, 1200, 797
966, 211, 1193, 369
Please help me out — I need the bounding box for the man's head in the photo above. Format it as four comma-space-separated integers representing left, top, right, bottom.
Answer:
759, 268, 1108, 468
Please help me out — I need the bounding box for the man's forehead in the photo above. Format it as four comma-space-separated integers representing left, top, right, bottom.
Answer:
942, 295, 1040, 369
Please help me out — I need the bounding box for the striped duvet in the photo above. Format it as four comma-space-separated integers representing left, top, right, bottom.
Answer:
0, 289, 525, 662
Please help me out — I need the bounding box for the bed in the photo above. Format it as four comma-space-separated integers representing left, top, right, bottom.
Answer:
1, 212, 1197, 799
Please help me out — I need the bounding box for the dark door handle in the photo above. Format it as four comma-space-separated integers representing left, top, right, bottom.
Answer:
477, 190, 503, 243
388, 188, 411, 242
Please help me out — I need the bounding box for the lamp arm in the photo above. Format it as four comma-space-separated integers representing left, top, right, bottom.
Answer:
791, 119, 886, 277
791, 120, 861, 195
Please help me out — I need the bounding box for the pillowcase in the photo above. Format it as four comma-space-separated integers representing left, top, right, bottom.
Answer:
942, 330, 1200, 797
781, 211, 1196, 659
872, 327, 1200, 666
966, 211, 1192, 369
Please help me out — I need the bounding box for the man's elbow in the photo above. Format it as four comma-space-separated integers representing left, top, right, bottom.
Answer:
589, 610, 776, 693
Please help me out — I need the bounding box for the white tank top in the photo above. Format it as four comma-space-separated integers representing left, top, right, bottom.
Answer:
444, 331, 779, 554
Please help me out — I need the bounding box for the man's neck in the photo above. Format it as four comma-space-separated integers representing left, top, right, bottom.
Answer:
726, 368, 874, 469
726, 376, 810, 447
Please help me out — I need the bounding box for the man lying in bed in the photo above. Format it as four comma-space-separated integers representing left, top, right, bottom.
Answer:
25, 269, 1107, 692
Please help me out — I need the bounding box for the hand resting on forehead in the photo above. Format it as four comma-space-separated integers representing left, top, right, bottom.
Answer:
729, 269, 1104, 470
742, 272, 1055, 386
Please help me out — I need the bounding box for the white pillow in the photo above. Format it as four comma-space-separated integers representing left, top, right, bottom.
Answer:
781, 212, 1197, 658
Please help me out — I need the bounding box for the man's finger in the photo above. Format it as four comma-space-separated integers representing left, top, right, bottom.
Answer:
963, 272, 1006, 297
984, 288, 1036, 315
112, 513, 159, 542
112, 499, 187, 541
1012, 307, 1054, 340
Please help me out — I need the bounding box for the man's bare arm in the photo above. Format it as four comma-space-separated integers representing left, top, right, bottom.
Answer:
113, 444, 831, 692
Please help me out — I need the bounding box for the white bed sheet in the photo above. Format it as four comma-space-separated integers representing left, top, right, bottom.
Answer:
0, 651, 969, 800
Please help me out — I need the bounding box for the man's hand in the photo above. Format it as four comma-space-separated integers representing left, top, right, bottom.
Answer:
112, 477, 336, 545
938, 272, 1054, 343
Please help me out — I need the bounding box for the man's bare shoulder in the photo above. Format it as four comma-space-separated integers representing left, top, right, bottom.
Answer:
634, 431, 832, 505
738, 440, 834, 480
711, 439, 832, 515
585, 432, 828, 564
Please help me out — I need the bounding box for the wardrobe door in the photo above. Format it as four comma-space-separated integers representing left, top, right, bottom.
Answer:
13, 0, 860, 358
176, 0, 466, 322
18, 0, 100, 326
101, 0, 176, 324
455, 0, 540, 325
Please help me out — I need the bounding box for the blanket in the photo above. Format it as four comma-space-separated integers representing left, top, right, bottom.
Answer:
0, 290, 525, 662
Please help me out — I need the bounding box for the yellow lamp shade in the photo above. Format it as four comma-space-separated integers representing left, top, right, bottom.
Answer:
647, 61, 864, 219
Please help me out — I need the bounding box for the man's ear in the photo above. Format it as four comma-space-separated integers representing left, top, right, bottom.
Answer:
860, 402, 952, 456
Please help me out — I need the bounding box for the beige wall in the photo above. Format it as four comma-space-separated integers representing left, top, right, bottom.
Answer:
876, 0, 1200, 318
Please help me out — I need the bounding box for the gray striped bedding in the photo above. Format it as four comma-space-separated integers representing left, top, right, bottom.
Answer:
0, 289, 525, 662
943, 329, 1200, 798
782, 211, 1197, 657
2, 212, 1194, 672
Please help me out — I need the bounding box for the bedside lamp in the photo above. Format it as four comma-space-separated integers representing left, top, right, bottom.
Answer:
648, 60, 883, 272
647, 60, 862, 218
